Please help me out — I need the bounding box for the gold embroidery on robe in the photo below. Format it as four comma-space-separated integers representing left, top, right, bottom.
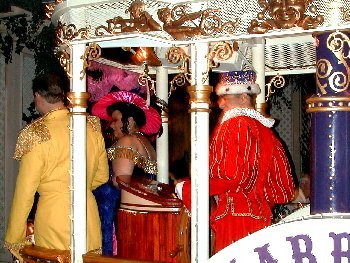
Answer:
13, 118, 50, 161
107, 146, 157, 175
4, 236, 33, 252
87, 115, 102, 133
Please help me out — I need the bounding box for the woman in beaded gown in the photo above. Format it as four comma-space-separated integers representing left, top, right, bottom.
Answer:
91, 90, 162, 255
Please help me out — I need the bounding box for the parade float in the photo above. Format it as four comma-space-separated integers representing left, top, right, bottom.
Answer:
17, 0, 350, 262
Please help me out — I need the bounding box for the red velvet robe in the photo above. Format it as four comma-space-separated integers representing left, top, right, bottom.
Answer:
182, 114, 295, 252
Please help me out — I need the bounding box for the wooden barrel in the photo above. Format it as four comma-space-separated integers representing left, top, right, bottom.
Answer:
116, 178, 186, 262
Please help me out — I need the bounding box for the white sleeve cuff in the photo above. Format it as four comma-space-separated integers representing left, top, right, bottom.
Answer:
175, 181, 185, 200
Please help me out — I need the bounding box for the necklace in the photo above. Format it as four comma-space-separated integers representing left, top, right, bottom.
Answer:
133, 131, 144, 136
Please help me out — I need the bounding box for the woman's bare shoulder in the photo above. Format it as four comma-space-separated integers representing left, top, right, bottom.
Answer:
116, 134, 138, 147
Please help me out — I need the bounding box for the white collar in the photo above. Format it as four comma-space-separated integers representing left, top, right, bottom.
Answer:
221, 108, 275, 128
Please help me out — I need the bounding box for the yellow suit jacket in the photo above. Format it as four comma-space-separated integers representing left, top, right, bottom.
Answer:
5, 108, 109, 251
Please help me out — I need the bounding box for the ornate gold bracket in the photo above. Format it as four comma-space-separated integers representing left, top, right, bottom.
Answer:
265, 74, 286, 101
167, 46, 192, 96
56, 48, 71, 78
138, 62, 157, 106
205, 41, 238, 83
56, 21, 89, 45
80, 43, 101, 80
166, 41, 237, 97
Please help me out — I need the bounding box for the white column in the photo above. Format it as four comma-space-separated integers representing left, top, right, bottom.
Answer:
70, 43, 87, 263
252, 38, 266, 110
156, 66, 169, 184
189, 42, 210, 263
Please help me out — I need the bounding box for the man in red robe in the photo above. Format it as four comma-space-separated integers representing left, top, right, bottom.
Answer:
176, 70, 295, 253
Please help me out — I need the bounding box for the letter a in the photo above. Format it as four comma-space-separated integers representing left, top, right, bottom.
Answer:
254, 243, 278, 263
286, 234, 317, 263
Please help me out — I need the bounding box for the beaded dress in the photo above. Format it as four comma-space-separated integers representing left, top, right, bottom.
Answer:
93, 135, 157, 255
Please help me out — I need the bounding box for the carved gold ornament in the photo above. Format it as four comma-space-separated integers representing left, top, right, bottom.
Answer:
157, 5, 238, 40
56, 21, 89, 45
248, 0, 324, 34
80, 43, 101, 80
95, 0, 161, 36
54, 1, 239, 42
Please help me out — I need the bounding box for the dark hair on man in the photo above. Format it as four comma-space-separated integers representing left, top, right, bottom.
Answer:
32, 73, 69, 104
107, 102, 146, 134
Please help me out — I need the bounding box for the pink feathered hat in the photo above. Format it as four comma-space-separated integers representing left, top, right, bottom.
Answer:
92, 91, 161, 135
215, 70, 261, 95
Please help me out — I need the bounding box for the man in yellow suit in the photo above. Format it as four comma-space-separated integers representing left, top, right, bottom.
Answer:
4, 73, 109, 260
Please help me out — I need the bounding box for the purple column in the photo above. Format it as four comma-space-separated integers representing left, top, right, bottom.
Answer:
306, 31, 350, 214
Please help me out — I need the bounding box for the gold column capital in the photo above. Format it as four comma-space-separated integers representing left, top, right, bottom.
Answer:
187, 85, 213, 113
306, 95, 350, 113
256, 102, 270, 117
67, 92, 91, 109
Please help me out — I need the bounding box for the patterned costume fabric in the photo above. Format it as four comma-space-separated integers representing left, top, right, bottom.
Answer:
181, 108, 295, 252
95, 140, 157, 255
93, 177, 120, 256
5, 108, 109, 251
